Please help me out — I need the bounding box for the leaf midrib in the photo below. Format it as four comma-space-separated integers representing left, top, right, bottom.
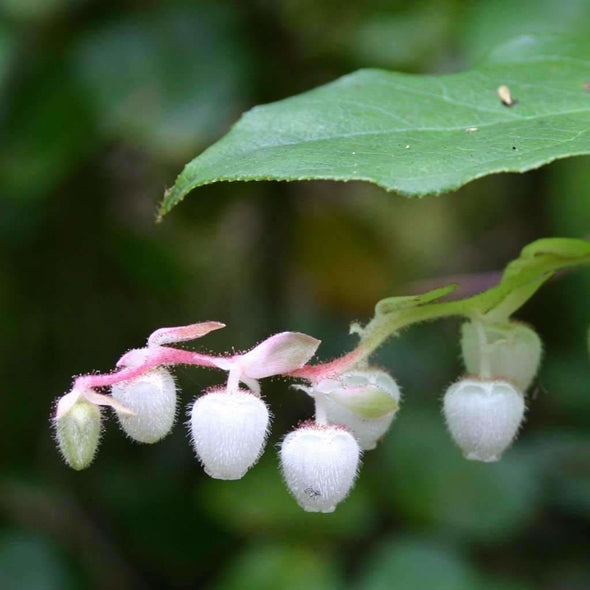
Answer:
215, 109, 590, 155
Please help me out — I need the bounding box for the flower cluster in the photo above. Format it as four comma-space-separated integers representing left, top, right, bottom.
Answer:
54, 315, 543, 513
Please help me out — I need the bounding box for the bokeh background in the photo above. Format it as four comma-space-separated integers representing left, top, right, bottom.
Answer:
1, 1, 589, 588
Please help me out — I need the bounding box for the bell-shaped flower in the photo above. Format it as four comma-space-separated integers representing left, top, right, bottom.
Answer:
190, 388, 270, 480
311, 368, 401, 450
280, 424, 360, 513
443, 377, 525, 462
461, 321, 542, 391
111, 368, 177, 443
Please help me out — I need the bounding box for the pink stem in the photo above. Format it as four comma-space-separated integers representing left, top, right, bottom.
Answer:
72, 339, 362, 393
73, 347, 222, 391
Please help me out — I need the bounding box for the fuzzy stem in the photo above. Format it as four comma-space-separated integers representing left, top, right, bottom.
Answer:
226, 367, 241, 394
290, 266, 560, 383
73, 347, 223, 391
290, 298, 466, 382
314, 395, 329, 426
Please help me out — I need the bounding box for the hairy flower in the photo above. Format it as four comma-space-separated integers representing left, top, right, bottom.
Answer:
111, 367, 177, 443
190, 388, 270, 480
461, 321, 542, 390
443, 378, 525, 462
313, 368, 401, 450
280, 424, 360, 513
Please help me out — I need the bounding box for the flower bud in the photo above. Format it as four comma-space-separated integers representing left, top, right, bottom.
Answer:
111, 368, 177, 443
280, 424, 360, 513
190, 388, 270, 480
55, 399, 101, 470
315, 369, 401, 450
443, 378, 525, 462
461, 321, 542, 391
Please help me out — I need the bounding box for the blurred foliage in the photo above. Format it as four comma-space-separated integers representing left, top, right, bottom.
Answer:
0, 0, 588, 589
74, 4, 251, 160
375, 410, 540, 541
0, 529, 74, 589
213, 542, 343, 590
356, 537, 490, 590
460, 0, 590, 61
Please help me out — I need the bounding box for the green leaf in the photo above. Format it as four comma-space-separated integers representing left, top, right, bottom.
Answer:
375, 284, 458, 317
160, 33, 590, 217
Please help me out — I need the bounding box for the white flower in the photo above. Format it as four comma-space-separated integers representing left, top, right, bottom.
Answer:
314, 368, 401, 450
111, 368, 177, 443
55, 399, 101, 470
280, 424, 360, 513
461, 321, 542, 391
443, 378, 525, 462
190, 388, 270, 480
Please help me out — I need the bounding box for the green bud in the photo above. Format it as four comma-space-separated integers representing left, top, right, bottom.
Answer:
317, 371, 399, 419
56, 400, 101, 470
313, 368, 401, 450
461, 321, 542, 391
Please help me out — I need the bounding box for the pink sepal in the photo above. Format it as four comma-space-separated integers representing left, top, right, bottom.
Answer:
83, 390, 135, 416
147, 321, 225, 347
55, 390, 82, 420
238, 332, 320, 379
116, 347, 152, 368
55, 389, 135, 421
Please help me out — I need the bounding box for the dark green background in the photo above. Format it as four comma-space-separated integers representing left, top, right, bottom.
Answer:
1, 1, 589, 588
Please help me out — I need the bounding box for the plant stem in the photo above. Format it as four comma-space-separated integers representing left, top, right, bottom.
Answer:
473, 318, 492, 380
226, 367, 241, 394
73, 347, 222, 391
314, 395, 328, 426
